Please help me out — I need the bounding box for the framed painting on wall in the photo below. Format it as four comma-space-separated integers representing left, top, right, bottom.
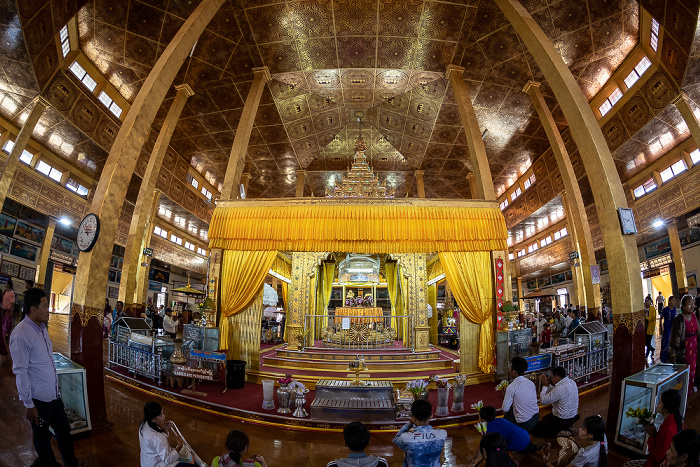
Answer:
108, 286, 119, 299
51, 236, 74, 255
14, 220, 45, 246
10, 240, 38, 262
0, 235, 11, 254
0, 213, 17, 237
1, 260, 20, 277
19, 265, 36, 281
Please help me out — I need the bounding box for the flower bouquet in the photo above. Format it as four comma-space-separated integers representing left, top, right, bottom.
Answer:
625, 407, 653, 425
289, 380, 308, 395
454, 374, 468, 385
278, 374, 293, 387
406, 379, 429, 399
470, 400, 484, 411
475, 421, 488, 436
431, 374, 452, 390
495, 380, 509, 392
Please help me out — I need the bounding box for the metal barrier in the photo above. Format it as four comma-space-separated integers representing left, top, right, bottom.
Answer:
109, 340, 163, 383
304, 313, 412, 350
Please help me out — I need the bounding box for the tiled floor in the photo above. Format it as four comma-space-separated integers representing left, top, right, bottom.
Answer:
0, 313, 696, 466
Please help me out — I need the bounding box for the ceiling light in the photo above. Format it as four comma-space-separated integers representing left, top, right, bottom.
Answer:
59, 217, 71, 226
652, 219, 664, 228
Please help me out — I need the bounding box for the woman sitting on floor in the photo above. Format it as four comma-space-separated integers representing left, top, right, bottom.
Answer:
664, 429, 700, 467
542, 415, 607, 467
138, 401, 190, 467
212, 429, 267, 467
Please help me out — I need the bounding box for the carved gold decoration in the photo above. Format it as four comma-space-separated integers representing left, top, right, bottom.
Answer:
349, 323, 370, 342
326, 133, 394, 198
71, 303, 103, 328
612, 309, 646, 334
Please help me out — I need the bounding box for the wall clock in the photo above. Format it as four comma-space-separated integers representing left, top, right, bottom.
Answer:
617, 207, 637, 235
77, 213, 100, 252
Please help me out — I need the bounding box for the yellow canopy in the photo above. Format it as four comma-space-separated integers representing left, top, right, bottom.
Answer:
209, 199, 508, 253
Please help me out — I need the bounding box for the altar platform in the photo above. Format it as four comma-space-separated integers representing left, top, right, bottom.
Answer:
246, 343, 480, 389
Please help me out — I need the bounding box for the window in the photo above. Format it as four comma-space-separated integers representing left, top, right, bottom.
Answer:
599, 87, 623, 117
523, 174, 536, 190
201, 186, 212, 200
540, 236, 552, 248
691, 149, 700, 165
499, 199, 509, 210
109, 102, 123, 118
517, 249, 526, 258
60, 25, 70, 58
508, 253, 514, 261
197, 247, 207, 256
527, 243, 539, 254
187, 173, 199, 190
35, 160, 62, 182
2, 139, 14, 153
633, 178, 657, 198
98, 91, 112, 108
153, 226, 168, 239
623, 56, 652, 89
170, 234, 182, 246
184, 241, 195, 251
68, 61, 99, 92
510, 187, 522, 201
651, 18, 659, 52
553, 227, 568, 241
19, 150, 33, 165
66, 178, 89, 196
659, 160, 686, 183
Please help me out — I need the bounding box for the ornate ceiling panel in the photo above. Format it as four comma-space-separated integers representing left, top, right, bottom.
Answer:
508, 195, 565, 248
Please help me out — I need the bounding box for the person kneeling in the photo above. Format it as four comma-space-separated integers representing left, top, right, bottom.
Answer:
212, 429, 267, 467
327, 421, 388, 467
533, 366, 580, 438
478, 406, 549, 455
393, 400, 447, 467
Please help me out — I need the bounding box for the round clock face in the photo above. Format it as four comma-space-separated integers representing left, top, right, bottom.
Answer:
77, 214, 100, 252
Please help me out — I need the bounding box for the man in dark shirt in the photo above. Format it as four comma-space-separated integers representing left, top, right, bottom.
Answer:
326, 422, 388, 467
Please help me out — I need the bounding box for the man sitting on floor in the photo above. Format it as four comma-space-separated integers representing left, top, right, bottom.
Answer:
479, 405, 549, 455
393, 400, 447, 467
502, 357, 539, 433
327, 421, 388, 467
533, 366, 580, 438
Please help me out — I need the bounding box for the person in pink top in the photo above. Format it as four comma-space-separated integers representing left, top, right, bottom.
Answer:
0, 279, 15, 359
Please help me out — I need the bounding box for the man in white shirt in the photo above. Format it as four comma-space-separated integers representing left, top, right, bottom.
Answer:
502, 357, 539, 432
162, 308, 179, 337
533, 366, 580, 438
656, 292, 665, 312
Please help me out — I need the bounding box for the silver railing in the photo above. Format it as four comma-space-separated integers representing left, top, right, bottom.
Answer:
303, 313, 412, 350
109, 340, 163, 383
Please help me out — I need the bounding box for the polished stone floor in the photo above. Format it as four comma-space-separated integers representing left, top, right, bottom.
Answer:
0, 313, 696, 466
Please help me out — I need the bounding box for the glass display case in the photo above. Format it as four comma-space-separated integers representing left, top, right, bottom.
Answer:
53, 353, 91, 435
615, 363, 689, 454
573, 322, 609, 375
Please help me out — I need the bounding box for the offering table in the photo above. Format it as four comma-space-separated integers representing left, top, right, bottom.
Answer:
334, 307, 383, 323
310, 380, 395, 422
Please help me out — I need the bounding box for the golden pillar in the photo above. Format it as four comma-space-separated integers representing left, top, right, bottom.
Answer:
119, 84, 193, 309
0, 96, 49, 205
393, 253, 429, 351
133, 190, 162, 307
466, 173, 477, 198
295, 170, 306, 197
221, 67, 271, 200
525, 82, 600, 318
70, 0, 225, 428
666, 221, 688, 295
207, 249, 223, 323
240, 173, 251, 197
34, 219, 57, 289
516, 276, 524, 312
445, 65, 496, 200
672, 93, 700, 150
287, 252, 327, 346
415, 170, 426, 198
495, 0, 644, 436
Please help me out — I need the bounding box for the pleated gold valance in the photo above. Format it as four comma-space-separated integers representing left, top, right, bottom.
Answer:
209, 199, 508, 253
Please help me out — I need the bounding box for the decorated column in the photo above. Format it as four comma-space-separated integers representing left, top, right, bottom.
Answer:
666, 221, 688, 296
415, 170, 426, 198
34, 219, 57, 289
295, 170, 306, 197
133, 190, 162, 307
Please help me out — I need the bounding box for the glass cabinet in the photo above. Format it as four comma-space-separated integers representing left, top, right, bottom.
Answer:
53, 353, 91, 435
614, 363, 689, 454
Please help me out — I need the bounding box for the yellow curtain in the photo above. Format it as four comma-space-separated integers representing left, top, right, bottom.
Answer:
271, 254, 291, 280
428, 283, 438, 345
386, 262, 399, 338
439, 251, 494, 373
399, 265, 409, 346
315, 263, 335, 340
210, 203, 508, 253
219, 250, 278, 351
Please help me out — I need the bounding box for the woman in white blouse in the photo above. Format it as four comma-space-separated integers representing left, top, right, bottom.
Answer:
139, 402, 188, 467
543, 415, 608, 467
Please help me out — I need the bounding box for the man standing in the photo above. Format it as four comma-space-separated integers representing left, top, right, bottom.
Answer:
9, 288, 84, 467
645, 296, 657, 358
393, 400, 446, 467
656, 292, 665, 313
163, 308, 179, 338
502, 357, 539, 432
533, 366, 580, 438
566, 310, 580, 338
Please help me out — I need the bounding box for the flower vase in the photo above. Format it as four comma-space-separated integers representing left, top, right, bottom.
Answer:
436, 387, 450, 416
276, 386, 291, 414
419, 388, 429, 401
292, 391, 308, 417
451, 383, 465, 412
261, 379, 275, 410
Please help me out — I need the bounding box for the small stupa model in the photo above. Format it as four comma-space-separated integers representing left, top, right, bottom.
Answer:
327, 119, 394, 198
